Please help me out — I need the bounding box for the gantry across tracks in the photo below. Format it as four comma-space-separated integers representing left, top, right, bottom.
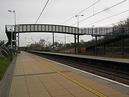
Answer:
5, 24, 129, 53
5, 24, 129, 36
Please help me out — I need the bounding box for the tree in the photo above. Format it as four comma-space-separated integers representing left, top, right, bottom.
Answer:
39, 39, 45, 47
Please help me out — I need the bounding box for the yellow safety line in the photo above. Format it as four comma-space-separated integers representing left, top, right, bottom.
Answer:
46, 62, 107, 97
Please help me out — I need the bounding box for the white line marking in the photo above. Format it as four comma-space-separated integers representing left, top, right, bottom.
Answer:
65, 65, 129, 88
43, 57, 129, 88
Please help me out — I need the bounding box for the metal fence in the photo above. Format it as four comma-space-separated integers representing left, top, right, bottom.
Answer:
0, 41, 11, 57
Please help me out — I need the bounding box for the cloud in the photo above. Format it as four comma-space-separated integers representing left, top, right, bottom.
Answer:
0, 0, 128, 46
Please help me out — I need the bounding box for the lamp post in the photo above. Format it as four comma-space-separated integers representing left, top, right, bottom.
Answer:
75, 14, 84, 54
75, 15, 84, 28
8, 10, 18, 50
8, 10, 16, 25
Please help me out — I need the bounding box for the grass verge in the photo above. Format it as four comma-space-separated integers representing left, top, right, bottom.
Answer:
0, 55, 12, 80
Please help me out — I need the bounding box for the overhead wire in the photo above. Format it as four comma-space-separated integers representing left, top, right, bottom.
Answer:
85, 9, 129, 26
35, 0, 50, 24
72, 0, 127, 25
61, 0, 101, 24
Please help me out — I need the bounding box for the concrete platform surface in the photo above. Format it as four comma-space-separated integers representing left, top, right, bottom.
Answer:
9, 52, 129, 97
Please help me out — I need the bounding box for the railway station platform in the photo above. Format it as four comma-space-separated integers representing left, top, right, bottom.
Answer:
9, 52, 129, 97
32, 51, 129, 64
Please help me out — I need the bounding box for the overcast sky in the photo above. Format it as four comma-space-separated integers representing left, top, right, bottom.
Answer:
0, 0, 129, 46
